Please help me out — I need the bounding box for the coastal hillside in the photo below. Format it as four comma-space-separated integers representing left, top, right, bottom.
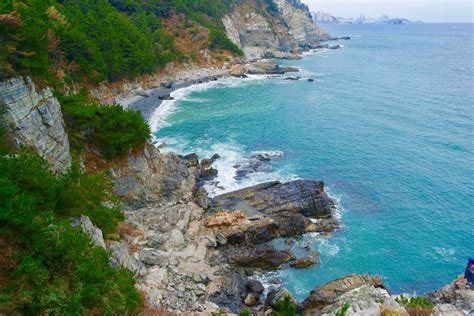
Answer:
0, 0, 327, 87
1, 1, 471, 315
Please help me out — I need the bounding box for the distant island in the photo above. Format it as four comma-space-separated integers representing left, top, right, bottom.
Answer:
312, 11, 423, 25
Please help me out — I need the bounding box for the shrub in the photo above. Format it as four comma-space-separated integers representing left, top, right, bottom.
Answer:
60, 93, 151, 160
273, 294, 299, 316
395, 294, 433, 316
209, 28, 243, 55
335, 303, 350, 316
0, 136, 141, 314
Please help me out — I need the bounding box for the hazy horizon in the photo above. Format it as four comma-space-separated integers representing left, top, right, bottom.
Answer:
306, 0, 474, 23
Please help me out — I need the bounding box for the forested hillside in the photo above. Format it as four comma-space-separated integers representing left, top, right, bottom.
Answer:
0, 0, 243, 85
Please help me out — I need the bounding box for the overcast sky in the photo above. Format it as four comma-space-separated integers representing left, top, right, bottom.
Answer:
305, 0, 473, 23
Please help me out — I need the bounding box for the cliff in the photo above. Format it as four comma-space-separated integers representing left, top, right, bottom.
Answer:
274, 0, 330, 47
0, 77, 71, 172
222, 0, 329, 60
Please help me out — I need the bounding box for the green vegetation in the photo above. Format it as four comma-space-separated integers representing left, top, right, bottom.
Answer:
335, 303, 350, 316
0, 130, 141, 314
59, 92, 151, 160
0, 0, 242, 84
239, 309, 251, 316
273, 294, 299, 316
395, 295, 433, 316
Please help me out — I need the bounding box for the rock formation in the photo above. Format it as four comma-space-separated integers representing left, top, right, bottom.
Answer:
223, 0, 329, 60
0, 77, 71, 172
274, 0, 330, 47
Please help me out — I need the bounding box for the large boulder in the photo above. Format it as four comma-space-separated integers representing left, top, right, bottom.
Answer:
302, 274, 385, 313
212, 180, 334, 219
224, 244, 294, 270
0, 77, 71, 172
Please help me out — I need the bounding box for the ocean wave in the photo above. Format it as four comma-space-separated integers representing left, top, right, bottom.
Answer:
149, 75, 268, 131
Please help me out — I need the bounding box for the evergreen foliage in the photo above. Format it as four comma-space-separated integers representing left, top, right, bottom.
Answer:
59, 92, 151, 160
0, 0, 242, 83
0, 132, 141, 314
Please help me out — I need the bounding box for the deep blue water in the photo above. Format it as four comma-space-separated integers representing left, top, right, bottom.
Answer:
152, 23, 474, 299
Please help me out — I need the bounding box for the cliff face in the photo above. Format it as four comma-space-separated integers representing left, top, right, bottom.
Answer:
222, 1, 298, 60
223, 0, 328, 60
274, 0, 330, 47
0, 77, 71, 172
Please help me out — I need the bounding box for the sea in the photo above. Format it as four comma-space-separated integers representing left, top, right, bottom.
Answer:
149, 23, 474, 300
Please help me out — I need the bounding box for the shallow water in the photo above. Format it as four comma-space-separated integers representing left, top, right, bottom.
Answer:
152, 23, 474, 299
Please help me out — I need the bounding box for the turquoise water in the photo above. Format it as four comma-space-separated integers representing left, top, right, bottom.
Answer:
153, 23, 474, 299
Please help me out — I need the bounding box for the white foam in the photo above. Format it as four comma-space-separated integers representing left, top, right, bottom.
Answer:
318, 239, 340, 256
149, 75, 268, 132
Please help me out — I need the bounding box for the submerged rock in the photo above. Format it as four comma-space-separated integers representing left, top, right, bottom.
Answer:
290, 256, 317, 268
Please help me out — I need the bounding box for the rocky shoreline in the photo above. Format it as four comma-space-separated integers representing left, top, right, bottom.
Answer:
88, 45, 473, 315
1, 11, 471, 314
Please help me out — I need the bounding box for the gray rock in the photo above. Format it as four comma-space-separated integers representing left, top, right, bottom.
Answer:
109, 143, 198, 207
71, 215, 106, 249
216, 233, 228, 246
266, 287, 298, 309
302, 274, 385, 313
204, 235, 217, 248
139, 248, 166, 265
0, 77, 71, 172
247, 279, 265, 294
109, 241, 143, 275
147, 234, 169, 248
166, 229, 185, 248
224, 244, 294, 270
212, 179, 334, 219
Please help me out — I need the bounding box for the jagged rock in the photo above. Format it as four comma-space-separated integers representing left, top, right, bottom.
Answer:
109, 143, 197, 207
277, 213, 311, 237
71, 215, 106, 249
224, 244, 294, 270
222, 4, 297, 61
165, 229, 185, 248
282, 67, 300, 73
158, 93, 174, 100
273, 0, 330, 46
290, 257, 317, 268
0, 77, 71, 172
139, 248, 166, 265
244, 60, 285, 75
284, 76, 301, 80
244, 293, 257, 306
266, 287, 298, 309
247, 279, 265, 294
204, 211, 247, 228
147, 234, 169, 248
226, 222, 280, 245
329, 45, 342, 50
429, 275, 474, 314
193, 187, 210, 210
216, 233, 228, 246
302, 274, 385, 313
212, 180, 334, 219
109, 241, 144, 275
308, 78, 314, 82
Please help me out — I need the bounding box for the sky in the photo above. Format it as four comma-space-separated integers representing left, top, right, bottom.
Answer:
305, 0, 474, 23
